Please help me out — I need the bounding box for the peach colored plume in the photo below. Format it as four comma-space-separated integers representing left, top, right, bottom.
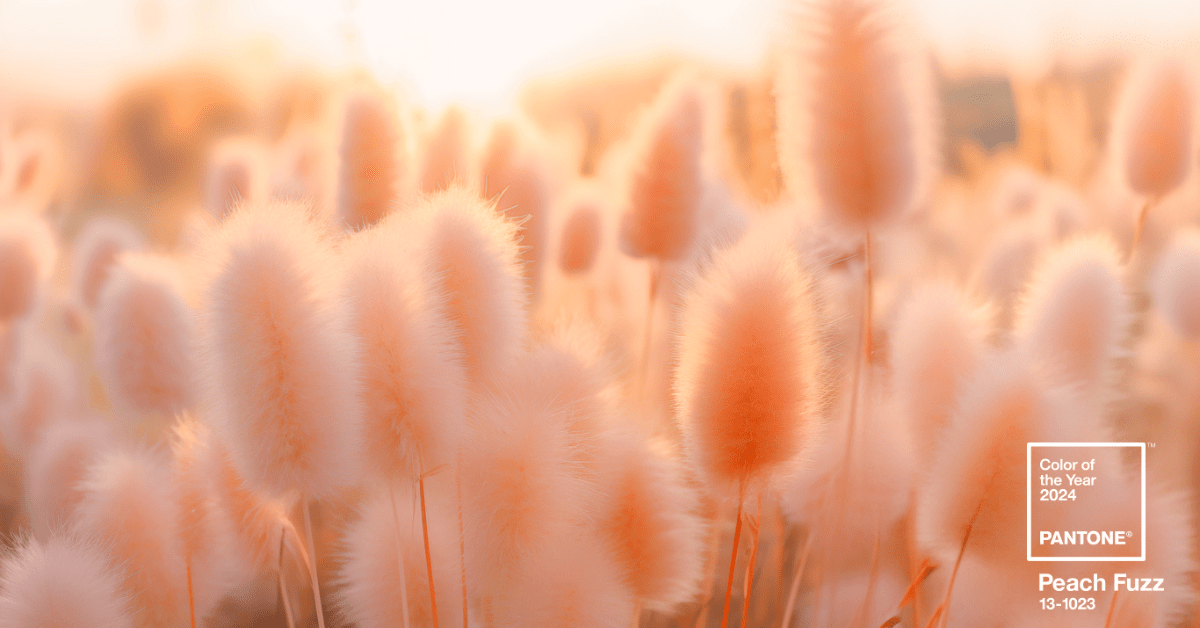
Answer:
338, 89, 406, 229
197, 200, 361, 499
1112, 59, 1194, 199
479, 120, 551, 297
205, 138, 267, 219
891, 282, 992, 460
674, 224, 823, 493
70, 218, 144, 312
24, 418, 117, 541
1014, 235, 1128, 394
93, 252, 196, 421
776, 0, 937, 232
916, 352, 1079, 565
341, 222, 467, 478
0, 211, 55, 322
596, 429, 705, 611
459, 350, 588, 598
73, 450, 189, 628
558, 202, 602, 276
1151, 228, 1200, 338
420, 106, 472, 194
619, 78, 705, 262
387, 186, 527, 385
0, 534, 133, 628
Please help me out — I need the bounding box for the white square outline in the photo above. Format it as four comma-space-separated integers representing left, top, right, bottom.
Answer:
1026, 442, 1146, 562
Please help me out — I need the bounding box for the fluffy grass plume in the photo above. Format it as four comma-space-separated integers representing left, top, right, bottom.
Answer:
338, 89, 405, 229
198, 199, 361, 499
24, 418, 117, 541
619, 77, 705, 262
1014, 235, 1128, 393
674, 224, 823, 493
395, 186, 527, 384
342, 224, 468, 479
420, 106, 471, 194
596, 430, 705, 611
71, 218, 144, 312
776, 0, 936, 231
93, 253, 196, 421
207, 435, 293, 575
337, 485, 464, 628
0, 211, 55, 322
459, 350, 587, 598
0, 534, 133, 628
1111, 59, 1194, 200
1151, 228, 1200, 338
73, 449, 189, 628
205, 138, 266, 219
479, 120, 551, 295
0, 337, 78, 458
558, 202, 602, 276
492, 530, 633, 628
891, 282, 991, 459
917, 352, 1073, 564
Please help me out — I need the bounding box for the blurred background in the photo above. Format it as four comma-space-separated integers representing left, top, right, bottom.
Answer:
0, 0, 1198, 244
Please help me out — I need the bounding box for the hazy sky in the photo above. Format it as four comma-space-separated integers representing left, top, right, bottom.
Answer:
0, 0, 1197, 112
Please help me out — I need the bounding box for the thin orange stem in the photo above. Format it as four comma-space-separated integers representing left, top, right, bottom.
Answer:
301, 499, 327, 628
638, 260, 662, 399
780, 529, 815, 628
457, 452, 469, 628
1104, 590, 1120, 628
1130, 198, 1153, 259
278, 528, 296, 628
389, 485, 413, 628
863, 229, 874, 364
420, 471, 440, 628
721, 497, 745, 628
740, 494, 762, 628
186, 555, 196, 628
939, 499, 984, 628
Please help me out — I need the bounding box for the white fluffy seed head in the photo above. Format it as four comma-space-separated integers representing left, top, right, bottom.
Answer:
198, 199, 361, 499
675, 224, 824, 494
71, 218, 144, 312
891, 282, 992, 460
1014, 235, 1128, 393
24, 418, 118, 541
1151, 229, 1200, 338
0, 534, 133, 628
0, 211, 55, 322
73, 449, 188, 628
776, 0, 937, 232
341, 224, 467, 479
1111, 59, 1194, 199
93, 253, 196, 421
338, 89, 405, 229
